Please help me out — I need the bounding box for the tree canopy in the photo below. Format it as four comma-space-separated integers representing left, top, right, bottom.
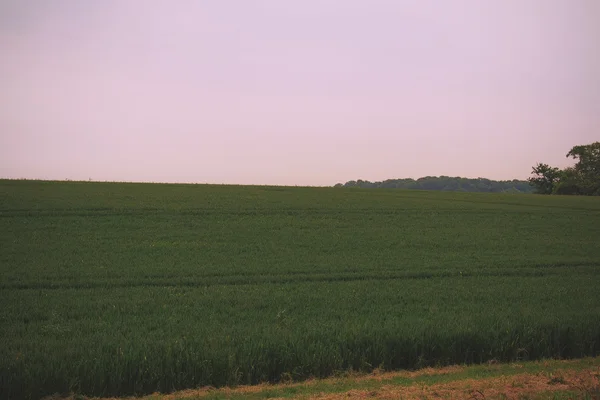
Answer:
334, 176, 534, 193
529, 142, 600, 196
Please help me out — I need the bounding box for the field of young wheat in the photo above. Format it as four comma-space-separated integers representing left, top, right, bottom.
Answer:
1, 180, 599, 399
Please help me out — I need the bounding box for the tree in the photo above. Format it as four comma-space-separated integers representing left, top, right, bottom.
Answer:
566, 142, 600, 195
552, 167, 582, 195
567, 142, 600, 173
528, 142, 600, 196
528, 163, 561, 194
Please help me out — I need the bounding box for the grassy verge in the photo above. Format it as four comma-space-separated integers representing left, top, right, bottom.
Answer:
45, 358, 600, 399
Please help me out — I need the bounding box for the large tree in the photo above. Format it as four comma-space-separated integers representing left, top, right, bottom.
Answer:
566, 142, 600, 195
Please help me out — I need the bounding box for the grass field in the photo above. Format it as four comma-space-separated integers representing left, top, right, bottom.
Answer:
1, 180, 599, 399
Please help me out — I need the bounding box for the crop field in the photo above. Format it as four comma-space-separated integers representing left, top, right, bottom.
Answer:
1, 180, 600, 399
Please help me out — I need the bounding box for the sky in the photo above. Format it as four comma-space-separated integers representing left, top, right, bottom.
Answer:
1, 0, 598, 186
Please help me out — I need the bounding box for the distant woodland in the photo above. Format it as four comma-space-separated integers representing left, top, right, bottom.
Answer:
334, 177, 534, 193
337, 142, 600, 196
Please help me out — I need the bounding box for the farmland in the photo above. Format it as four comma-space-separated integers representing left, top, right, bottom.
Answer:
1, 179, 599, 399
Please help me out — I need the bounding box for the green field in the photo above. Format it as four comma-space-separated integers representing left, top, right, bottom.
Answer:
1, 180, 599, 399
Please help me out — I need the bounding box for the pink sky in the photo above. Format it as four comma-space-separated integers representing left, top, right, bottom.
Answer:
1, 0, 598, 186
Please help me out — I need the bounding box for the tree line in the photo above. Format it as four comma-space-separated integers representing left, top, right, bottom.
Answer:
334, 142, 599, 196
334, 176, 534, 193
528, 142, 600, 196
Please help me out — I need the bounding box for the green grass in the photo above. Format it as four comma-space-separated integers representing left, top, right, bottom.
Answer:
189, 357, 600, 400
1, 180, 599, 399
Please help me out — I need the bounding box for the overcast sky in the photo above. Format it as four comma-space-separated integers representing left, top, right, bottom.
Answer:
1, 0, 598, 185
